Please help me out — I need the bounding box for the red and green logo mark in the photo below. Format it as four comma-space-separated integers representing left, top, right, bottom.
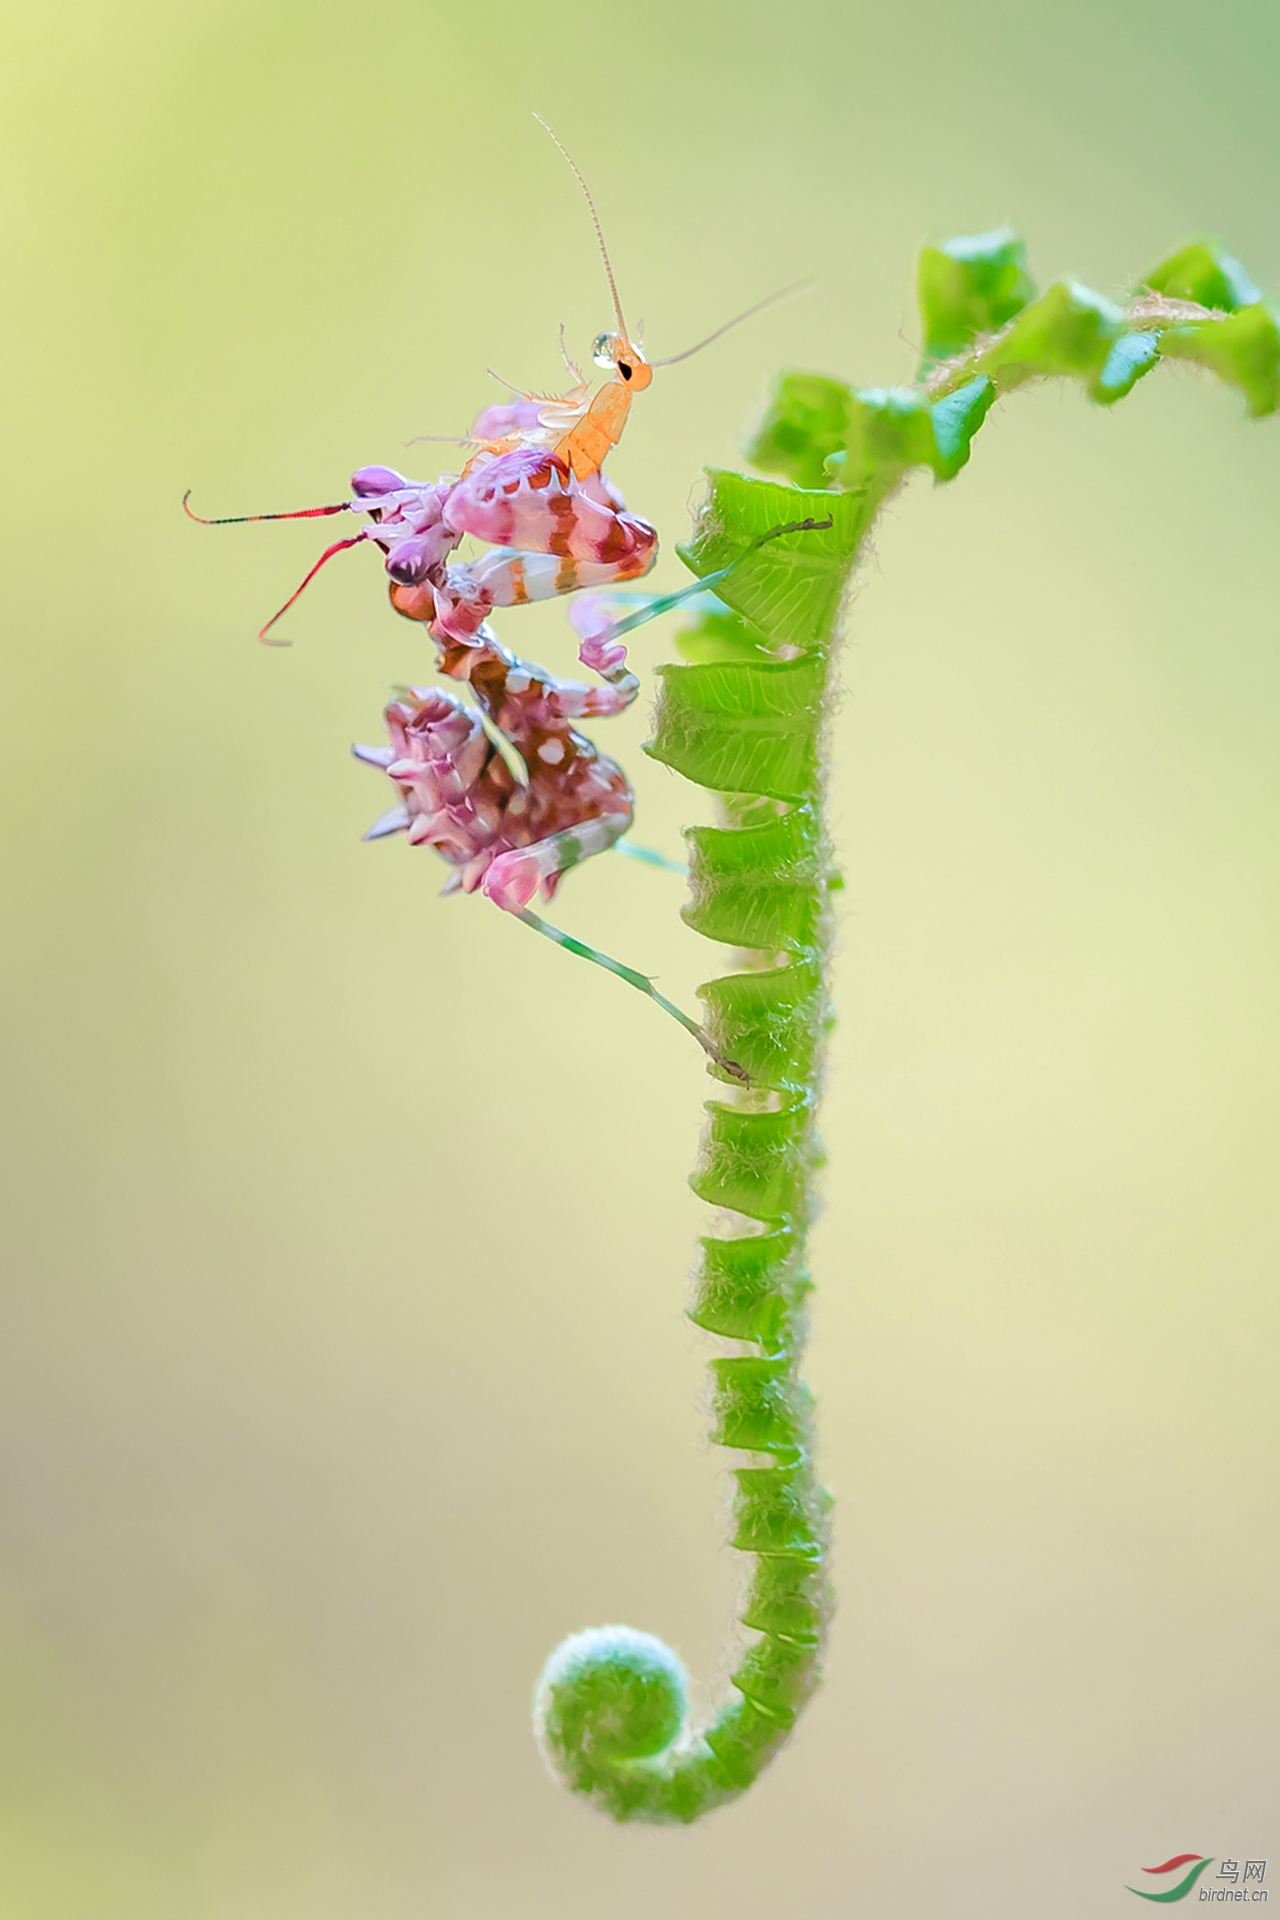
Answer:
1127, 1856, 1215, 1903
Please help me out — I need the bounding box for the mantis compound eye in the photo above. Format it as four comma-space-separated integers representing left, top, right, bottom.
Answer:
592, 331, 619, 368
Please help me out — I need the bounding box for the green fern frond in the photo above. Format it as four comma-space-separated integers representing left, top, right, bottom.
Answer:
533, 233, 1275, 1823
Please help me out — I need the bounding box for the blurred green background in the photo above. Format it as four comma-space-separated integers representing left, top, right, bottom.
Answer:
2, 0, 1278, 1913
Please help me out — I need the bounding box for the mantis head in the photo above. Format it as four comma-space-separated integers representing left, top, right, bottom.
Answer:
591, 329, 653, 390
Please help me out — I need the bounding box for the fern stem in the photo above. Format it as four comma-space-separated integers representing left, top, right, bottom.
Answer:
535, 495, 859, 1823
533, 232, 1277, 1823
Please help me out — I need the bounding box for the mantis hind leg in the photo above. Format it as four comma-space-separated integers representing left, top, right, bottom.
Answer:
401, 538, 659, 642
480, 814, 631, 913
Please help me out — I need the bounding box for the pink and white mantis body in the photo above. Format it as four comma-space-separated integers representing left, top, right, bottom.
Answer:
370, 443, 657, 642
185, 119, 800, 649
190, 446, 825, 1067
182, 115, 808, 1058
183, 418, 658, 646
350, 600, 748, 1074
353, 610, 640, 914
351, 508, 828, 926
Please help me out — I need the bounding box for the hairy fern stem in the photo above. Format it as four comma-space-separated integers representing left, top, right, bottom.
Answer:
533, 233, 1277, 1822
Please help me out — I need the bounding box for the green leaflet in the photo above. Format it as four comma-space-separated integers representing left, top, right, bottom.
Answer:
1143, 241, 1260, 311
692, 1096, 814, 1218
745, 372, 857, 490
648, 655, 824, 801
688, 1225, 805, 1347
764, 373, 997, 497
741, 1550, 829, 1642
1157, 303, 1280, 416
710, 1356, 810, 1455
929, 375, 998, 474
970, 277, 1124, 396
698, 961, 825, 1094
672, 604, 776, 665
533, 227, 1273, 1827
677, 472, 861, 650
731, 1629, 821, 1729
732, 1463, 828, 1555
917, 226, 1037, 369
1095, 331, 1160, 402
684, 806, 824, 952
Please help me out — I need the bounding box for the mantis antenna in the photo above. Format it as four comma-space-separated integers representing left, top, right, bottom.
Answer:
650, 280, 814, 367
531, 116, 808, 374
533, 112, 635, 348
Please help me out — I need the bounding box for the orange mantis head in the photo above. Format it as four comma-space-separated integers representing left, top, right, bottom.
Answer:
591, 327, 653, 392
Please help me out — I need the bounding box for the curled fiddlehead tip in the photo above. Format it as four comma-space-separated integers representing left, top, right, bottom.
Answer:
534, 1626, 691, 1791
537, 1628, 721, 1820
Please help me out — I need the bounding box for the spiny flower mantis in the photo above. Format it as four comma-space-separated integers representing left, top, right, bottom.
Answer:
186, 120, 807, 1060
531, 231, 1280, 1822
